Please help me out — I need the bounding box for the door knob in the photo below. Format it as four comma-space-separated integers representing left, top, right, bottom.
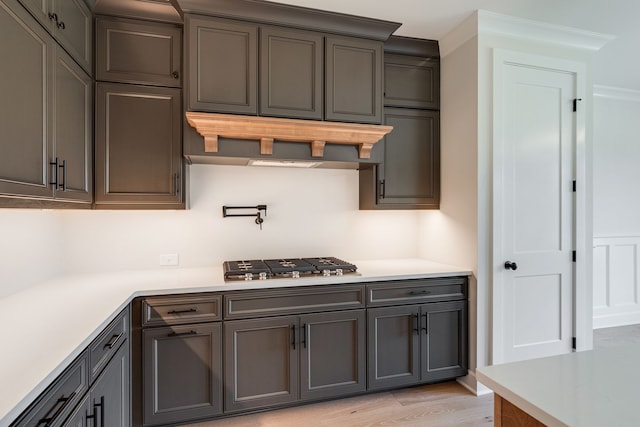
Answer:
504, 261, 518, 271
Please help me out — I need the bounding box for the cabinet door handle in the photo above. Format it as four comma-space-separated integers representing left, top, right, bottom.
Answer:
167, 307, 197, 315
422, 313, 428, 334
37, 391, 76, 426
48, 12, 58, 22
49, 158, 59, 189
93, 396, 104, 427
379, 180, 385, 199
104, 332, 124, 349
172, 71, 179, 79
59, 159, 67, 191
173, 173, 180, 195
291, 324, 296, 350
413, 313, 420, 335
409, 290, 432, 296
168, 330, 197, 337
301, 323, 307, 348
56, 21, 65, 30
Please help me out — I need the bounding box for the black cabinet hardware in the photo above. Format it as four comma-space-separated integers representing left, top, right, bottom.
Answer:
49, 158, 59, 189
104, 332, 124, 350
168, 330, 197, 337
379, 180, 385, 198
48, 12, 57, 22
59, 159, 66, 191
167, 308, 197, 315
409, 290, 432, 296
37, 392, 76, 426
291, 324, 296, 350
93, 396, 104, 427
413, 313, 420, 335
422, 313, 428, 334
301, 323, 307, 348
172, 71, 179, 79
56, 21, 65, 30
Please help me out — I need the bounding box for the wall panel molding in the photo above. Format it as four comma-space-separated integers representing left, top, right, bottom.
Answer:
593, 236, 640, 328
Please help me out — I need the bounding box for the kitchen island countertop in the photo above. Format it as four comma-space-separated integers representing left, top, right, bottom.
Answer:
477, 344, 640, 427
0, 258, 471, 426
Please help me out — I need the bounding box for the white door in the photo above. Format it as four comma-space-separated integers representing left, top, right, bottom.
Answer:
493, 50, 582, 364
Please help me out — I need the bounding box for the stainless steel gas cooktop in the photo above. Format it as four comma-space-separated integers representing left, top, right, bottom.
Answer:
223, 257, 358, 281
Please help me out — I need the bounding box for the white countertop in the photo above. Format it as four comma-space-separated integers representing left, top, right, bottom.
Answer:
477, 344, 640, 427
0, 258, 470, 426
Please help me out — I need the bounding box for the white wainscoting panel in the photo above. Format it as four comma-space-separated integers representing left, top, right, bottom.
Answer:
593, 236, 640, 328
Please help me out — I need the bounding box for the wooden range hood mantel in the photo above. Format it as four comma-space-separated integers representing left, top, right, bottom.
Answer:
186, 112, 393, 159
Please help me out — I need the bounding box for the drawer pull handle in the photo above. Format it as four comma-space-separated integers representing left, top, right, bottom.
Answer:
291, 324, 296, 350
104, 332, 124, 349
167, 308, 197, 315
38, 391, 76, 426
168, 330, 197, 337
409, 290, 432, 296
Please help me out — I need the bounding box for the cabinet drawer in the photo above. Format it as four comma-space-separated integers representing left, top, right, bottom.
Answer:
142, 295, 222, 327
88, 307, 129, 384
12, 351, 88, 427
224, 285, 365, 319
366, 277, 467, 307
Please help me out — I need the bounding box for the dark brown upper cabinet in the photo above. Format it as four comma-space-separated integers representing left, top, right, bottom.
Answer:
384, 53, 440, 110
259, 26, 323, 120
1, 0, 91, 206
96, 16, 182, 87
94, 82, 183, 209
19, 0, 92, 74
360, 108, 440, 209
325, 36, 383, 124
186, 15, 258, 114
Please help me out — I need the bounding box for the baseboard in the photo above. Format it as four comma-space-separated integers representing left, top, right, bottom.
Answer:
457, 371, 493, 396
593, 312, 640, 329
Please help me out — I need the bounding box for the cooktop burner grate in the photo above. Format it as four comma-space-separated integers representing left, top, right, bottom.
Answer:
223, 257, 357, 281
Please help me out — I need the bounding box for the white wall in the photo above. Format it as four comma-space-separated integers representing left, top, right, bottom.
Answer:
592, 86, 640, 328
419, 34, 480, 391
0, 165, 421, 295
0, 210, 64, 297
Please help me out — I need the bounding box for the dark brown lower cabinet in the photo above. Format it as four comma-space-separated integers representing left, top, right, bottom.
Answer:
224, 310, 366, 413
143, 323, 222, 425
88, 341, 130, 427
368, 301, 467, 390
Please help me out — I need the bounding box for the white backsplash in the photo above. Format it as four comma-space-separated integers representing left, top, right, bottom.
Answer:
0, 164, 420, 296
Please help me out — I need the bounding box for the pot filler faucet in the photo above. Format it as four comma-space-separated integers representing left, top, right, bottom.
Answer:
222, 205, 267, 230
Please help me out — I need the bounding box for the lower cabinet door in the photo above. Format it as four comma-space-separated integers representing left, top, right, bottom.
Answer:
89, 341, 130, 427
367, 305, 421, 390
300, 310, 366, 401
224, 316, 299, 413
62, 394, 90, 427
143, 323, 222, 425
420, 301, 468, 382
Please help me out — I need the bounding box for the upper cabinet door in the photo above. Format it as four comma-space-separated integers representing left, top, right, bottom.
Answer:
377, 108, 440, 208
0, 0, 54, 199
52, 0, 92, 74
53, 46, 92, 203
96, 17, 182, 87
384, 54, 440, 109
325, 36, 383, 124
259, 26, 323, 120
186, 15, 257, 114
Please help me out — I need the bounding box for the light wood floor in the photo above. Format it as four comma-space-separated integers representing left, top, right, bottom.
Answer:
184, 325, 638, 427
188, 381, 493, 427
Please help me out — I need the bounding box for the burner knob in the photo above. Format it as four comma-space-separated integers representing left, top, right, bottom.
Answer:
244, 273, 253, 281
322, 269, 331, 277
336, 269, 343, 276
292, 271, 300, 279
259, 272, 267, 280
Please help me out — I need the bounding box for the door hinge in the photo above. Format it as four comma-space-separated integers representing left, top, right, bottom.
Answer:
572, 180, 576, 192
572, 98, 582, 112
572, 250, 577, 262
572, 337, 576, 350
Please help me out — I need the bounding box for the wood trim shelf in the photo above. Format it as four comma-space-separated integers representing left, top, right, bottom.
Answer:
185, 112, 393, 159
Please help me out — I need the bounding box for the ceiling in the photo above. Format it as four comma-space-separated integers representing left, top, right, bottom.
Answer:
273, 0, 639, 91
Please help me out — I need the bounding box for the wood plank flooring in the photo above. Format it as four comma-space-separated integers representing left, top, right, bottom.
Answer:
184, 325, 637, 427
187, 382, 494, 427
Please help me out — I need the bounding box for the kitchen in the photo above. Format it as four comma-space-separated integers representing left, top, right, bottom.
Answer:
1, 0, 640, 426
